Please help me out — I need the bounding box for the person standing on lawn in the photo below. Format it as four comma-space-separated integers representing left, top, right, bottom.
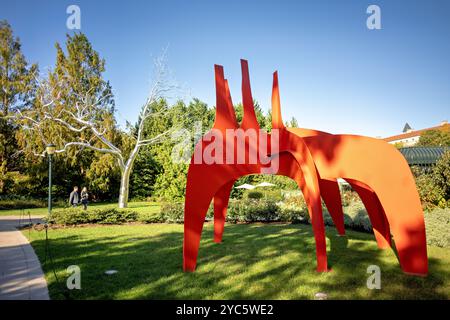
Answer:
69, 186, 79, 207
81, 187, 89, 210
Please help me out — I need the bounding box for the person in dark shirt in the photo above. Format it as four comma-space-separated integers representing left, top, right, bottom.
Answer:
80, 187, 89, 210
69, 186, 79, 207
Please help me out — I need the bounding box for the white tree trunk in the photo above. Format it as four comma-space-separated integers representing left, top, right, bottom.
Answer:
118, 147, 140, 208
118, 167, 131, 208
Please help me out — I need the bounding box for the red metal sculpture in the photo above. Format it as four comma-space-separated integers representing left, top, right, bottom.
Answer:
183, 60, 428, 276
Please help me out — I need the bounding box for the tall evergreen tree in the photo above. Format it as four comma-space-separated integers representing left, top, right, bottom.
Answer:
0, 20, 37, 193
0, 20, 37, 115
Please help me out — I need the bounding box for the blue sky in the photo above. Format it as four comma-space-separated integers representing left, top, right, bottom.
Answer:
2, 0, 449, 137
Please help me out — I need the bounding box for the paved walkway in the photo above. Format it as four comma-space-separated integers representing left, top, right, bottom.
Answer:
0, 216, 49, 300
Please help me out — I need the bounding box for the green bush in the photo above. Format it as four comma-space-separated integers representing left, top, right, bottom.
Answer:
227, 199, 279, 223
415, 173, 446, 210
424, 208, 449, 248
344, 201, 373, 232
159, 202, 185, 223
262, 189, 283, 202
156, 202, 214, 224
432, 150, 450, 200
47, 207, 138, 225
246, 191, 263, 200
0, 198, 46, 210
0, 196, 72, 210
138, 212, 165, 223
340, 190, 360, 207
278, 195, 308, 223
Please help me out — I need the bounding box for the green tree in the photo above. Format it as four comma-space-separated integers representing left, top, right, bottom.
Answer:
14, 33, 119, 200
149, 99, 214, 200
417, 129, 450, 147
130, 147, 161, 199
233, 101, 267, 129
287, 116, 299, 128
0, 20, 38, 193
433, 150, 450, 200
265, 109, 272, 132
0, 20, 37, 115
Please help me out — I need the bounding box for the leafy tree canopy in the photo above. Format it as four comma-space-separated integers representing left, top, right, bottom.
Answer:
417, 129, 450, 147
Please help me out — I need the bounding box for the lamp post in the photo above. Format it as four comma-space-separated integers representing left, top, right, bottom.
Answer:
46, 144, 56, 214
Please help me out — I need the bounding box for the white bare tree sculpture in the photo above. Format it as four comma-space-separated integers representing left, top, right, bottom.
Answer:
13, 54, 176, 208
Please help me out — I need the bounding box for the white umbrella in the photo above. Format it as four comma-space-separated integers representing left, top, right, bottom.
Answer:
337, 178, 349, 186
255, 182, 276, 188
235, 183, 256, 190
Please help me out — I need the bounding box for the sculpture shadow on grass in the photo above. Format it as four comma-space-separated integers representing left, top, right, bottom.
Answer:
28, 224, 448, 300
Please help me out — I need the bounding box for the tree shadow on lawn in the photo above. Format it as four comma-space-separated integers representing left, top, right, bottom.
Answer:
29, 223, 449, 300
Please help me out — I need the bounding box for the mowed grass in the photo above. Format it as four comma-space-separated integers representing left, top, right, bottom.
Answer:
0, 201, 161, 216
24, 223, 450, 300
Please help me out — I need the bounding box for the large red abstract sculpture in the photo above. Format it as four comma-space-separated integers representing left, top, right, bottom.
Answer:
183, 60, 428, 276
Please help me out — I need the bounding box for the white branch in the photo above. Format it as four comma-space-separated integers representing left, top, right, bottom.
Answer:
137, 129, 174, 147
12, 48, 176, 191
54, 141, 122, 156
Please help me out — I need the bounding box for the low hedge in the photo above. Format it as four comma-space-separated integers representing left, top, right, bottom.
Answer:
0, 198, 46, 210
144, 202, 213, 224
46, 207, 138, 225
246, 191, 264, 200
0, 197, 67, 210
227, 199, 280, 222
156, 199, 306, 224
155, 199, 449, 248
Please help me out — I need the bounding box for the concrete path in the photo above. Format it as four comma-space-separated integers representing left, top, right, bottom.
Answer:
0, 216, 49, 300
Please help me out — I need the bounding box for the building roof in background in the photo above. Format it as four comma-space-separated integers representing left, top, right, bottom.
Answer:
403, 123, 412, 132
384, 122, 449, 142
399, 147, 448, 166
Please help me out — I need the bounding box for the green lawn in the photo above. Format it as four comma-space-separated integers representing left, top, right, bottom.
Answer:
23, 223, 450, 300
0, 201, 161, 216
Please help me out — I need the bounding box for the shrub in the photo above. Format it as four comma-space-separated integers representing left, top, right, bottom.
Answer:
424, 208, 449, 248
278, 195, 308, 223
345, 201, 373, 232
432, 150, 450, 200
263, 189, 283, 202
340, 190, 360, 207
246, 191, 263, 200
158, 202, 213, 224
226, 199, 279, 223
91, 208, 138, 224
159, 202, 185, 223
138, 212, 164, 223
0, 198, 46, 210
415, 173, 446, 210
47, 208, 90, 225
47, 207, 138, 225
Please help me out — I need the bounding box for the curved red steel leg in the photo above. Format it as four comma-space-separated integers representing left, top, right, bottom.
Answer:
184, 167, 220, 272
213, 179, 235, 243
274, 152, 329, 272
319, 178, 346, 236
272, 72, 328, 272
305, 134, 428, 275
347, 180, 391, 249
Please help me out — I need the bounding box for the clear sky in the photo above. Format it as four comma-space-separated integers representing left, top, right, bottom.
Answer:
2, 0, 449, 137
